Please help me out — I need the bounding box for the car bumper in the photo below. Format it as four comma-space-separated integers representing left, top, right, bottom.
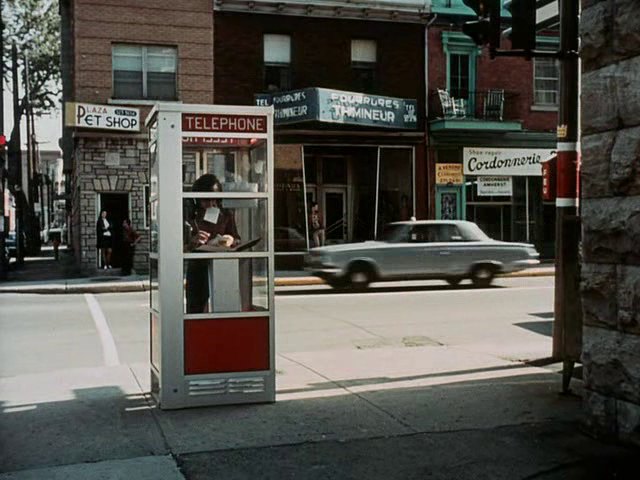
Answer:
504, 258, 541, 273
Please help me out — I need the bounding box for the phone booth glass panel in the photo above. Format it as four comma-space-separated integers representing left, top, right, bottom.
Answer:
147, 104, 274, 409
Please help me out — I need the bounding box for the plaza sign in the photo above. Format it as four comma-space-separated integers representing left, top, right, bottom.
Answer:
463, 148, 556, 176
65, 102, 140, 131
256, 87, 418, 130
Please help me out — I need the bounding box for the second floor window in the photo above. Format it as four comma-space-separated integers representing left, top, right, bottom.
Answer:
449, 53, 470, 99
533, 57, 559, 106
351, 39, 377, 93
264, 34, 291, 92
112, 45, 177, 100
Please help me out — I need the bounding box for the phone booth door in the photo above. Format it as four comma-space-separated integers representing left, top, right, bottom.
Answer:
147, 104, 275, 409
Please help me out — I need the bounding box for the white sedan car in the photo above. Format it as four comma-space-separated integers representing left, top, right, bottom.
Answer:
304, 220, 540, 289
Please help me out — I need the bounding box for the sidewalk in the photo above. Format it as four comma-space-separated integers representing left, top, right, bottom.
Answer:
0, 347, 635, 479
0, 246, 555, 294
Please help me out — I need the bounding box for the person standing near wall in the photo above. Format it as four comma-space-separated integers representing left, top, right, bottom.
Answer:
309, 201, 325, 247
121, 218, 141, 275
96, 210, 113, 269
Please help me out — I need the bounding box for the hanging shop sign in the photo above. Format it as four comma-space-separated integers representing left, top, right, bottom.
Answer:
255, 87, 417, 129
463, 148, 556, 176
477, 176, 513, 196
435, 163, 464, 185
65, 102, 140, 131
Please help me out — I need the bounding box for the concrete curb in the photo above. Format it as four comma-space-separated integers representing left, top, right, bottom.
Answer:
0, 269, 554, 294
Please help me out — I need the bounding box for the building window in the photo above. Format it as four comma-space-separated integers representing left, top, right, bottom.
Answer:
263, 34, 291, 92
449, 53, 470, 99
351, 39, 377, 93
112, 44, 177, 100
533, 57, 559, 106
442, 32, 478, 113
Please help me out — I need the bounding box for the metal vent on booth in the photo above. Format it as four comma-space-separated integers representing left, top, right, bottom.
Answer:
188, 376, 266, 396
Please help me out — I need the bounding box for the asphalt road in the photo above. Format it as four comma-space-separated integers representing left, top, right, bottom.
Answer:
0, 276, 553, 378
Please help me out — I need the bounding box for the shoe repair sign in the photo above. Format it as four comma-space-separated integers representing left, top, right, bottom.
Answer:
65, 102, 140, 132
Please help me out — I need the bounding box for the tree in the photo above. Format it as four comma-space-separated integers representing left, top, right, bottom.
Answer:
3, 0, 61, 117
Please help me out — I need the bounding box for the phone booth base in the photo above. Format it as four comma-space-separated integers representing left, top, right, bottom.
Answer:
147, 103, 275, 409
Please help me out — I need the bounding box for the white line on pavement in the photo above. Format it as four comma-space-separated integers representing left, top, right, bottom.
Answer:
84, 293, 120, 366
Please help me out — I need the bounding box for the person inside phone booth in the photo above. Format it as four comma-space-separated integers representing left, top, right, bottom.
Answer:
184, 173, 241, 313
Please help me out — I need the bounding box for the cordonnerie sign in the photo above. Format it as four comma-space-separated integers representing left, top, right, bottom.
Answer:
463, 148, 556, 177
65, 102, 140, 132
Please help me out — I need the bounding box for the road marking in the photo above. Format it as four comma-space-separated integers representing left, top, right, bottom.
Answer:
84, 293, 120, 366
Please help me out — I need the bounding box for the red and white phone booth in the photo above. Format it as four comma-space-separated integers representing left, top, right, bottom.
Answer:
146, 104, 275, 409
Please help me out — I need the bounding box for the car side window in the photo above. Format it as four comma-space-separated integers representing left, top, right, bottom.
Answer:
410, 225, 437, 243
438, 225, 466, 242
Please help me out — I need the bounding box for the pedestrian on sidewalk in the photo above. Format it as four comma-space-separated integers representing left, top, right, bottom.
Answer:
96, 210, 113, 269
121, 218, 141, 276
309, 201, 325, 247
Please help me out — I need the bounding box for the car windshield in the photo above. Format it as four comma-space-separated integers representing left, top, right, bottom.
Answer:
458, 222, 491, 241
377, 224, 410, 243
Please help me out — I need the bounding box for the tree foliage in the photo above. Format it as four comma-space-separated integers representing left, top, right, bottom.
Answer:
3, 0, 61, 115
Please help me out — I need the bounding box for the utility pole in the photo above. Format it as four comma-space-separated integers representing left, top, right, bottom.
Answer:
10, 42, 24, 264
24, 57, 33, 207
553, 0, 581, 392
0, 0, 7, 279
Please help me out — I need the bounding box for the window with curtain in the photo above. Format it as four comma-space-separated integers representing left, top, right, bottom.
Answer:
533, 57, 559, 106
264, 34, 291, 92
449, 53, 470, 99
351, 39, 377, 93
112, 44, 177, 100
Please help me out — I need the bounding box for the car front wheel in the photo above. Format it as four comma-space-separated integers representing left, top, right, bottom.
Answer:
347, 264, 373, 291
471, 265, 495, 288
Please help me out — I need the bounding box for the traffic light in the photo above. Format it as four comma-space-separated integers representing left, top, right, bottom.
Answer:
503, 0, 536, 51
462, 0, 501, 49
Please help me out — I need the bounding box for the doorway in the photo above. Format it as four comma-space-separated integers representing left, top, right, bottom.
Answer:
323, 188, 347, 243
98, 193, 129, 268
435, 186, 463, 220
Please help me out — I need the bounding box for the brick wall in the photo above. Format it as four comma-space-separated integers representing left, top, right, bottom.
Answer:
580, 0, 640, 446
71, 0, 213, 105
427, 26, 557, 132
213, 12, 425, 123
73, 136, 150, 274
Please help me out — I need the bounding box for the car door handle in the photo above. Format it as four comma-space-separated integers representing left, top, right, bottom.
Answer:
439, 251, 451, 256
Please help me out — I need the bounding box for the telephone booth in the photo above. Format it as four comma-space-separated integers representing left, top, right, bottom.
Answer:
147, 104, 275, 409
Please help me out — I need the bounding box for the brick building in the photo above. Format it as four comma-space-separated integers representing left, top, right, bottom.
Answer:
60, 0, 214, 273
61, 0, 559, 272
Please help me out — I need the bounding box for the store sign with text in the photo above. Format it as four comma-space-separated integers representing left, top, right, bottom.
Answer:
255, 87, 417, 129
463, 148, 556, 176
477, 176, 513, 196
182, 114, 267, 133
65, 102, 140, 131
435, 164, 464, 184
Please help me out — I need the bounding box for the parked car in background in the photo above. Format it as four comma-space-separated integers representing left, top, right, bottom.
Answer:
304, 220, 540, 289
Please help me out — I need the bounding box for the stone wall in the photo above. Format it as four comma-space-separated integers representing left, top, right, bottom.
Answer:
73, 135, 150, 274
580, 0, 640, 446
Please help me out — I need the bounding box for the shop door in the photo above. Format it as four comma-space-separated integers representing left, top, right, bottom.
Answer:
435, 186, 463, 220
98, 193, 129, 268
323, 188, 347, 243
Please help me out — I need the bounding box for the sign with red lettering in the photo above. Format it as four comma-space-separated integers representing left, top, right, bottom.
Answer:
182, 137, 252, 146
182, 114, 267, 133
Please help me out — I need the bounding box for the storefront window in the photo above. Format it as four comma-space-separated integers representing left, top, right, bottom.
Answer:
274, 145, 307, 255
376, 148, 413, 237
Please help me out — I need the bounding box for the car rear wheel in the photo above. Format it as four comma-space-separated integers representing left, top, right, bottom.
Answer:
446, 277, 462, 286
347, 263, 373, 291
471, 265, 496, 288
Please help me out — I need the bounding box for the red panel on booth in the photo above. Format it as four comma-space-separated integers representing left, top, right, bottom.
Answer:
184, 317, 270, 374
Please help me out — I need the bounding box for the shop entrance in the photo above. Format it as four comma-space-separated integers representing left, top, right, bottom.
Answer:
324, 188, 347, 243
98, 193, 129, 268
435, 186, 463, 220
